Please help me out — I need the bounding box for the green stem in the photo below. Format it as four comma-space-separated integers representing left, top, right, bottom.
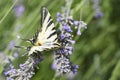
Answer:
52, 73, 56, 80
60, 74, 64, 80
0, 0, 18, 24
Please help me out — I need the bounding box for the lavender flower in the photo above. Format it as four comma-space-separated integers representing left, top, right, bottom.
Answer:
53, 0, 87, 77
13, 4, 25, 17
92, 0, 104, 19
4, 58, 35, 80
63, 24, 72, 32
94, 11, 104, 19
76, 21, 87, 35
70, 40, 75, 44
74, 21, 79, 26
4, 52, 43, 80
8, 41, 15, 51
13, 52, 19, 58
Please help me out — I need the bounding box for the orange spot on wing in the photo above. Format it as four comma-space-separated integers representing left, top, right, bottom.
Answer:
35, 40, 42, 46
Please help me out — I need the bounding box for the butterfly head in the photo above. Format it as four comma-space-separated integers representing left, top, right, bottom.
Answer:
26, 39, 36, 45
27, 46, 31, 51
19, 38, 35, 45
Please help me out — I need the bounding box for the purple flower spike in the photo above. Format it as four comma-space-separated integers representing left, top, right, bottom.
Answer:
54, 0, 87, 75
5, 58, 36, 79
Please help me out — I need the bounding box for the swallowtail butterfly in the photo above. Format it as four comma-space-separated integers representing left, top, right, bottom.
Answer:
16, 7, 60, 56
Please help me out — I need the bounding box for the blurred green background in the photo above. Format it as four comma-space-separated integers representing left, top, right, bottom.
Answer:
0, 0, 120, 80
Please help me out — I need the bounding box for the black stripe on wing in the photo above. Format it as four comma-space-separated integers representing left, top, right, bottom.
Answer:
41, 7, 48, 25
48, 16, 52, 22
47, 31, 56, 39
53, 37, 58, 42
52, 27, 55, 30
31, 30, 39, 45
46, 17, 54, 31
41, 7, 55, 31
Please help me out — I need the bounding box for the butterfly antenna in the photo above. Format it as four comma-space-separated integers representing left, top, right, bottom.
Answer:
18, 37, 32, 44
15, 46, 27, 50
21, 38, 31, 42
22, 52, 28, 56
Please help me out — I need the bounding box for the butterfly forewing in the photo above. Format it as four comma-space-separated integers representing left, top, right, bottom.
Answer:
28, 7, 60, 55
37, 7, 58, 45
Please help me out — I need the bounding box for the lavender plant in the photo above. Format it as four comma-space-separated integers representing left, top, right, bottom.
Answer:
4, 53, 43, 80
52, 0, 87, 77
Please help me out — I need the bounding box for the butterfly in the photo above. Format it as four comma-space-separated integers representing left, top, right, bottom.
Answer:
16, 7, 60, 56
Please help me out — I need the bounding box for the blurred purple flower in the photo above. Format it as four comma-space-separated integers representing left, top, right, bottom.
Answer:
92, 0, 104, 19
74, 21, 79, 26
9, 41, 15, 50
13, 52, 19, 58
57, 17, 62, 22
94, 11, 104, 19
56, 12, 62, 22
57, 12, 61, 17
19, 64, 24, 69
77, 29, 81, 35
70, 40, 75, 44
72, 65, 79, 74
13, 4, 25, 17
